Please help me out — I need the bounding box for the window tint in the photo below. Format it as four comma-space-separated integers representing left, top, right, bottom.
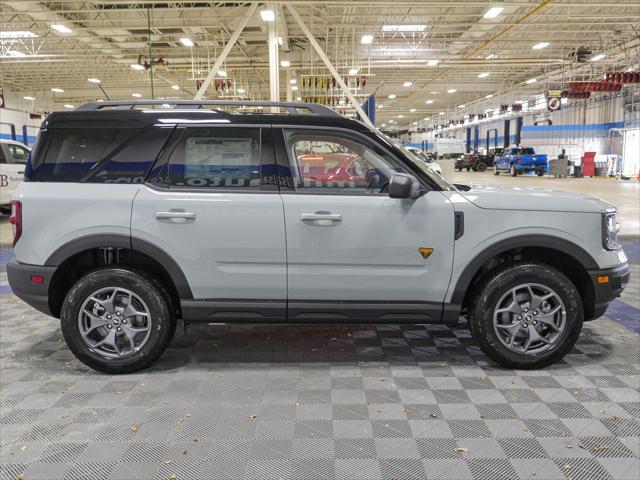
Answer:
167, 127, 261, 189
9, 145, 29, 164
283, 130, 406, 194
39, 128, 135, 181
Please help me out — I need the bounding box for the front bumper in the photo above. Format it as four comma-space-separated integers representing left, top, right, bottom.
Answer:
6, 259, 56, 317
587, 262, 630, 320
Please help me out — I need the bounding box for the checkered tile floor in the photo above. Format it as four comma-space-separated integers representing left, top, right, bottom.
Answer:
1, 245, 639, 480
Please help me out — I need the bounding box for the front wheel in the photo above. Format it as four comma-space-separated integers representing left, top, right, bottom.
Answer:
510, 164, 518, 176
468, 263, 583, 369
60, 268, 175, 373
493, 165, 500, 175
537, 170, 545, 176
477, 162, 487, 172
466, 166, 471, 171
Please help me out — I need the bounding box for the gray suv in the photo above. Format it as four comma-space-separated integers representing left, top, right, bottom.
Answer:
7, 101, 630, 373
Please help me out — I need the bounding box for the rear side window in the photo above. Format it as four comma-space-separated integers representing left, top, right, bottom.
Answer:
38, 128, 135, 182
166, 127, 261, 189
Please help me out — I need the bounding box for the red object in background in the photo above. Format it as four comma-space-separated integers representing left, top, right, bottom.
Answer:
582, 151, 596, 177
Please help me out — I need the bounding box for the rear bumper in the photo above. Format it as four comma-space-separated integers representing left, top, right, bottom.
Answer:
515, 164, 546, 171
587, 262, 630, 320
6, 259, 56, 317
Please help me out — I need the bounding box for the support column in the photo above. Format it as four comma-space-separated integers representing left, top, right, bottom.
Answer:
286, 4, 374, 128
286, 68, 293, 102
267, 3, 280, 103
194, 3, 258, 100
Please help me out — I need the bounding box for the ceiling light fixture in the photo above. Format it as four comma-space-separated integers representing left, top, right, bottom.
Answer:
388, 94, 396, 99
237, 88, 246, 94
361, 34, 373, 44
447, 89, 456, 93
532, 42, 549, 50
382, 25, 426, 32
260, 10, 275, 22
280, 60, 290, 67
132, 93, 142, 98
478, 72, 490, 78
403, 81, 412, 87
179, 38, 194, 47
525, 78, 537, 84
486, 54, 496, 59
486, 94, 494, 98
130, 63, 144, 70
51, 87, 64, 93
410, 108, 416, 112
290, 79, 297, 84
439, 112, 444, 115
425, 99, 434, 104
590, 53, 605, 62
483, 7, 504, 19
349, 68, 359, 75
458, 104, 466, 108
426, 59, 439, 66
217, 70, 227, 77
171, 85, 180, 90
87, 78, 101, 83
397, 114, 404, 118
64, 104, 74, 109
291, 85, 299, 91
51, 24, 72, 34
23, 96, 35, 101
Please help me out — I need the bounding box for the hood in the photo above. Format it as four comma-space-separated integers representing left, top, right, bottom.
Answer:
453, 183, 614, 213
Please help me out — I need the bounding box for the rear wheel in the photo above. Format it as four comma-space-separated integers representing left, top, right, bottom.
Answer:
466, 166, 471, 171
510, 164, 518, 176
468, 263, 583, 369
477, 162, 487, 172
60, 268, 175, 373
537, 170, 545, 176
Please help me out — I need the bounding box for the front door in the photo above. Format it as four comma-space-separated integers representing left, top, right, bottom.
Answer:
131, 125, 286, 321
274, 128, 455, 322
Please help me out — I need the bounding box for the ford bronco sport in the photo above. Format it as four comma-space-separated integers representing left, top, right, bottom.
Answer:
7, 100, 629, 373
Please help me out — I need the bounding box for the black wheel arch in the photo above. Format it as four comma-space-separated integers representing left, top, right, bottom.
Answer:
450, 235, 598, 317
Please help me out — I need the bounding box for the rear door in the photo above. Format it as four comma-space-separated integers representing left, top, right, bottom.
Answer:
131, 125, 287, 321
274, 127, 455, 322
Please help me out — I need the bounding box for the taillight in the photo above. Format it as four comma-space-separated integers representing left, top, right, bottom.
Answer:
9, 200, 22, 247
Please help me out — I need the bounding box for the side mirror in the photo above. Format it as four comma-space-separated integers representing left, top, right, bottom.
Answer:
388, 173, 422, 199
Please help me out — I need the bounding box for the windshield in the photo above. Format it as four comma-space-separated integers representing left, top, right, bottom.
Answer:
392, 141, 456, 191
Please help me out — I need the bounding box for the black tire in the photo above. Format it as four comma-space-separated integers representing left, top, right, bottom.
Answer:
467, 263, 583, 369
466, 166, 471, 171
457, 167, 462, 172
510, 164, 518, 177
477, 162, 487, 172
60, 268, 175, 374
537, 170, 545, 176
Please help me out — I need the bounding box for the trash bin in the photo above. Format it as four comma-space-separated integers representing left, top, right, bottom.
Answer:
574, 165, 583, 178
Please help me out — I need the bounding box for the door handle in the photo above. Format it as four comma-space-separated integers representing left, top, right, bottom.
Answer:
17, 171, 24, 175
155, 211, 197, 220
300, 212, 342, 222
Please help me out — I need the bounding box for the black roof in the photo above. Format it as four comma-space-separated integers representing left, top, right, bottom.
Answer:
43, 100, 370, 132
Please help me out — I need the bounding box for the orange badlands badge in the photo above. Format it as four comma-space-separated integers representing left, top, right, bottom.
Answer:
418, 248, 434, 259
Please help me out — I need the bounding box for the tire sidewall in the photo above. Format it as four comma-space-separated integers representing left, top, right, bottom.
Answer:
471, 264, 583, 368
60, 268, 173, 373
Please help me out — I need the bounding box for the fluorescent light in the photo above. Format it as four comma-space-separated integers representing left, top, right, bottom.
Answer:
260, 10, 275, 22
458, 104, 466, 108
389, 120, 395, 123
296, 96, 302, 101
381, 123, 386, 127
179, 38, 194, 47
349, 68, 359, 75
51, 87, 64, 93
439, 112, 444, 115
425, 99, 434, 104
590, 54, 605, 62
426, 59, 439, 66
526, 78, 537, 84
131, 63, 144, 70
424, 117, 430, 120
410, 108, 416, 112
7, 50, 27, 57
0, 31, 37, 39
483, 7, 504, 18
403, 81, 412, 87
486, 54, 496, 59
532, 42, 549, 50
217, 70, 227, 77
132, 93, 142, 98
280, 60, 290, 67
277, 36, 283, 46
397, 115, 404, 118
291, 85, 299, 91
51, 24, 72, 34
237, 88, 245, 94
63, 104, 74, 109
382, 25, 426, 32
388, 94, 396, 99
171, 85, 180, 90
96, 99, 104, 103
87, 78, 101, 83
486, 94, 494, 98
23, 96, 35, 101
361, 34, 373, 44
290, 79, 297, 84
478, 72, 490, 78
447, 89, 456, 93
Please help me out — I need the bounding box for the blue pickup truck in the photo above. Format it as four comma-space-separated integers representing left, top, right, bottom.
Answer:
493, 147, 548, 177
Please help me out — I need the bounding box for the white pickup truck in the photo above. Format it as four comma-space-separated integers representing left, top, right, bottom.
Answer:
0, 139, 30, 213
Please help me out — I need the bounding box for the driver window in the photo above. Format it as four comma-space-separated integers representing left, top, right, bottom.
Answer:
283, 130, 405, 194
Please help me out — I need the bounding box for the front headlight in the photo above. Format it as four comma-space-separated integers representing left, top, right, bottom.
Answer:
602, 211, 621, 250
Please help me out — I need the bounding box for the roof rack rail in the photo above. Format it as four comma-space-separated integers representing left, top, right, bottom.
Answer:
75, 100, 341, 117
